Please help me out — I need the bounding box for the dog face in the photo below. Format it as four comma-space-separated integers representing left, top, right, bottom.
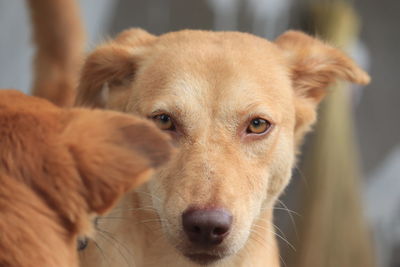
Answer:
76, 29, 369, 264
0, 90, 172, 267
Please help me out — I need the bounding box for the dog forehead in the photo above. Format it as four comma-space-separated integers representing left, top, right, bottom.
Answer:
133, 34, 294, 122
157, 30, 276, 51
153, 31, 286, 68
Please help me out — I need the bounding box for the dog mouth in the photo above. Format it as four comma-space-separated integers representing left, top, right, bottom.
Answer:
179, 243, 232, 265
184, 253, 224, 265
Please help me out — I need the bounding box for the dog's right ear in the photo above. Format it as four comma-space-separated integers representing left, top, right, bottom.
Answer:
76, 28, 156, 108
275, 31, 370, 145
62, 109, 172, 214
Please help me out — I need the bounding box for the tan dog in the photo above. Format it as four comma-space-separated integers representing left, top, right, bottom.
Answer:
76, 29, 370, 266
0, 90, 172, 267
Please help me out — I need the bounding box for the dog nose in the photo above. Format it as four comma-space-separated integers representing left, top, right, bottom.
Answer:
182, 208, 232, 247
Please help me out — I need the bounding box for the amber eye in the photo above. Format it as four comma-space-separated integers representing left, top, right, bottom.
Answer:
247, 118, 271, 134
153, 114, 175, 130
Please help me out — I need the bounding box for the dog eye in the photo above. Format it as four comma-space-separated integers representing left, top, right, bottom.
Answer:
153, 114, 175, 131
77, 237, 88, 251
246, 118, 271, 134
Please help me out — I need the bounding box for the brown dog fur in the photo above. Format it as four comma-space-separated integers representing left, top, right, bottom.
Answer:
0, 90, 172, 267
75, 29, 369, 266
27, 0, 85, 107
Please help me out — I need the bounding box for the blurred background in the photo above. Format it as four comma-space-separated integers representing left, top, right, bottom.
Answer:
0, 0, 398, 266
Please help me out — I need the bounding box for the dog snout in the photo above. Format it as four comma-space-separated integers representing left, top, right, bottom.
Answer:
182, 208, 232, 247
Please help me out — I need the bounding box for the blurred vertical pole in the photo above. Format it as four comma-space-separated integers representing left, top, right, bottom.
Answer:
287, 1, 376, 267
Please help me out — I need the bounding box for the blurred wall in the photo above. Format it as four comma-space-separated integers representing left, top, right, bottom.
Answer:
0, 0, 115, 93
354, 0, 400, 174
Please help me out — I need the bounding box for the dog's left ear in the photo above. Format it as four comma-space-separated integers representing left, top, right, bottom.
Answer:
275, 31, 370, 142
76, 28, 156, 108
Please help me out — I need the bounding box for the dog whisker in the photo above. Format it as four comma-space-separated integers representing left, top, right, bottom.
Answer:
97, 228, 137, 267
272, 223, 292, 244
252, 223, 296, 252
125, 207, 159, 213
238, 242, 253, 266
273, 207, 301, 216
139, 218, 167, 224
248, 230, 268, 249
96, 232, 131, 267
248, 232, 287, 267
97, 216, 137, 222
149, 229, 168, 244
293, 164, 310, 190
276, 200, 299, 239
135, 190, 162, 202
98, 207, 160, 222
107, 205, 158, 215
92, 239, 112, 267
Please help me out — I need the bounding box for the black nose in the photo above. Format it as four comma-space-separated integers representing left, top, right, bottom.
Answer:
182, 208, 232, 247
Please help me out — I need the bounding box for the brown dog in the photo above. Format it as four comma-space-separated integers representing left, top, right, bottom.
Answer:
0, 90, 172, 267
76, 29, 370, 266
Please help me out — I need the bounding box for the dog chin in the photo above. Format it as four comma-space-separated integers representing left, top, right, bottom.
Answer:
184, 253, 225, 265
178, 244, 235, 266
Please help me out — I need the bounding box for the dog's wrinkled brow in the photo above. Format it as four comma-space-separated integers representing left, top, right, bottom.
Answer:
237, 102, 277, 124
